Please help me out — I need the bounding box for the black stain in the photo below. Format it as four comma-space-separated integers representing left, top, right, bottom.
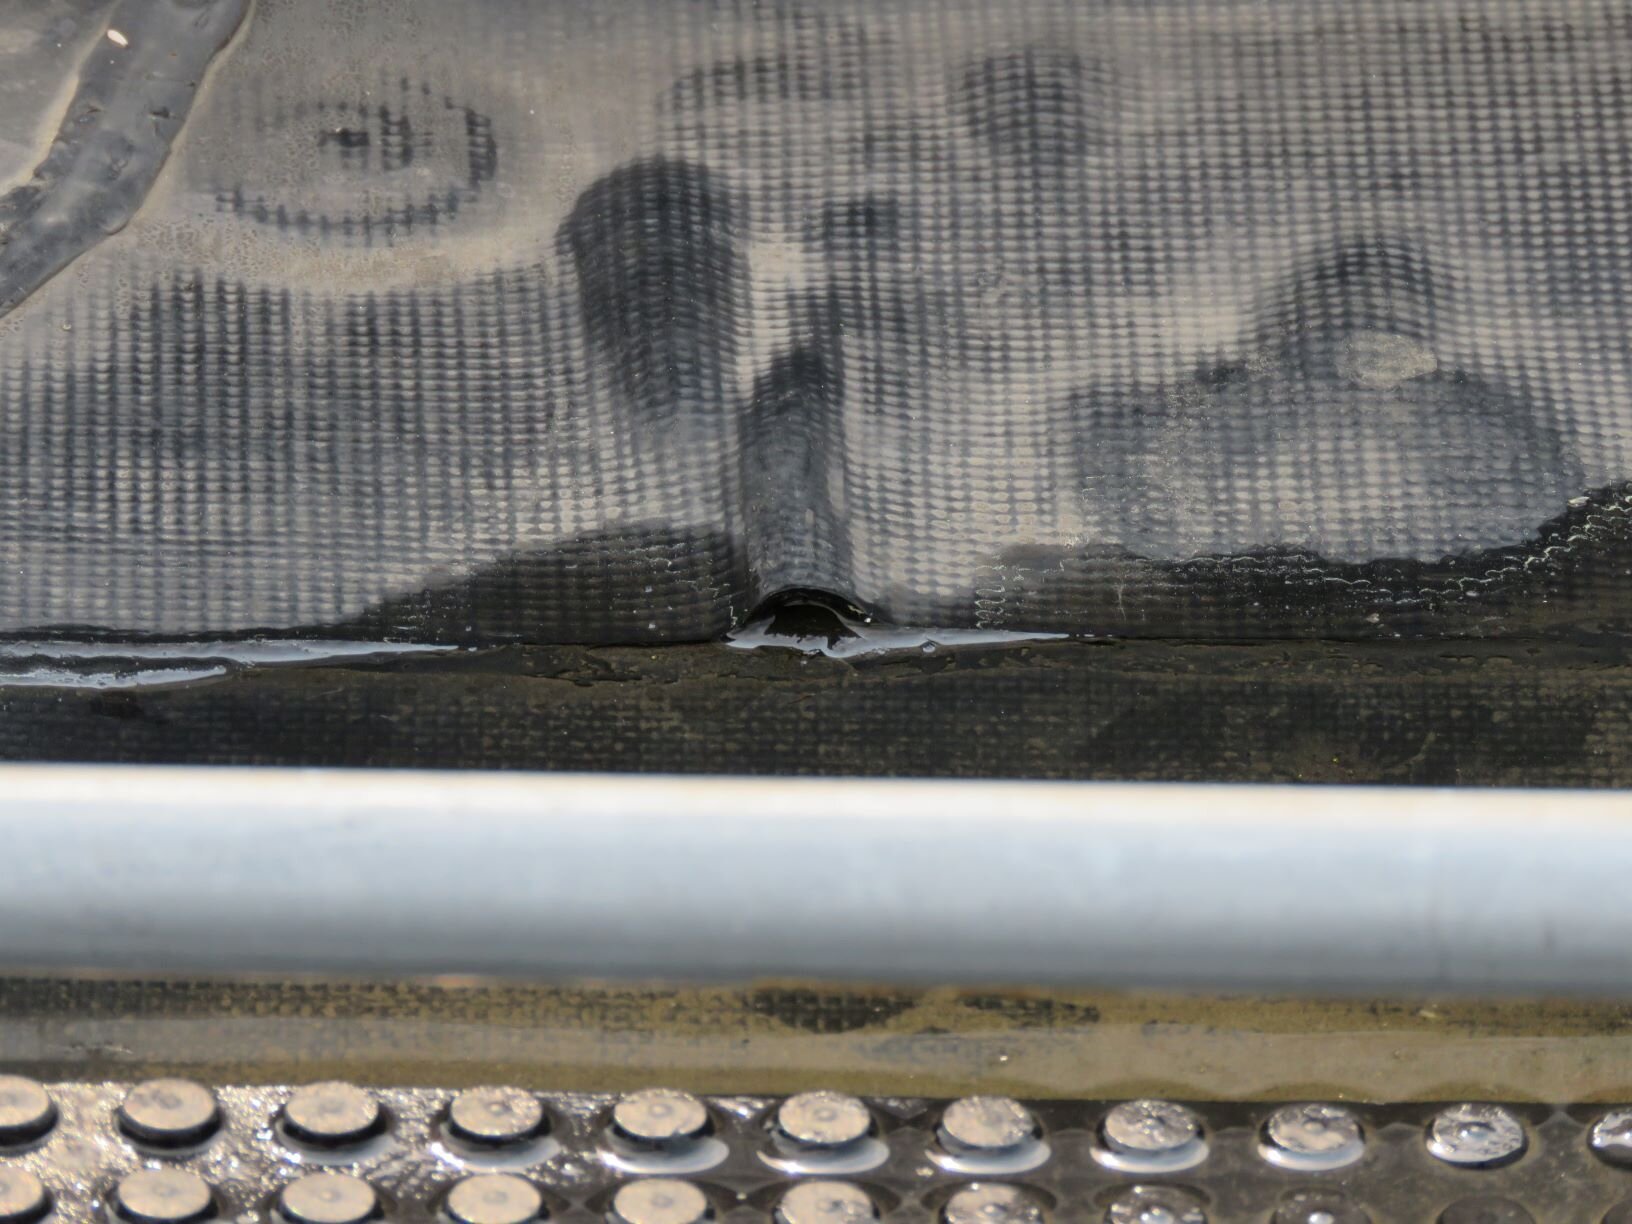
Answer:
810, 195, 902, 250
1261, 236, 1441, 346
347, 526, 749, 644
743, 988, 918, 1035
741, 323, 852, 600
1070, 236, 1581, 579
669, 51, 868, 111
961, 996, 1102, 1027
990, 481, 1632, 640
955, 48, 1106, 170
560, 158, 743, 423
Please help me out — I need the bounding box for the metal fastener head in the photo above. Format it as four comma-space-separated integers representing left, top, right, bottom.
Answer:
1426, 1104, 1527, 1168
1591, 1108, 1632, 1167
1271, 1191, 1369, 1224
1437, 1198, 1535, 1224
0, 1076, 55, 1146
119, 1078, 221, 1148
448, 1088, 547, 1148
282, 1083, 384, 1148
940, 1097, 1038, 1155
775, 1093, 872, 1150
279, 1174, 379, 1224
611, 1091, 710, 1147
1095, 1101, 1208, 1173
607, 1179, 710, 1224
943, 1184, 1044, 1224
114, 1169, 215, 1224
1102, 1184, 1208, 1224
1103, 1100, 1200, 1153
1260, 1104, 1366, 1171
1604, 1203, 1632, 1224
0, 1168, 49, 1224
444, 1174, 544, 1224
774, 1181, 877, 1224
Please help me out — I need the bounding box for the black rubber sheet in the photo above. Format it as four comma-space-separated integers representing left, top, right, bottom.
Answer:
3, 0, 1632, 644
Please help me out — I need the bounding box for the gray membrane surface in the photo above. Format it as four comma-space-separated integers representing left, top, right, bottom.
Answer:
4, 0, 1632, 642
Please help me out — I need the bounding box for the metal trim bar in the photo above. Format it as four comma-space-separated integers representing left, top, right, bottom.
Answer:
0, 766, 1627, 995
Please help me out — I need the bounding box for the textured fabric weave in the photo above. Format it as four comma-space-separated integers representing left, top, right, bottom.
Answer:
2, 0, 1631, 642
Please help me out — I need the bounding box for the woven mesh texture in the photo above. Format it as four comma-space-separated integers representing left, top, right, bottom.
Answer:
3, 0, 1631, 642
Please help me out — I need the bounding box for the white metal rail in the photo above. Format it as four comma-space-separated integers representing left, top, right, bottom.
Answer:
0, 767, 1626, 995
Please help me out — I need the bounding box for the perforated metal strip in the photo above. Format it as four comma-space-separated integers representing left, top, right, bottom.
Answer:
1, 1081, 1630, 1223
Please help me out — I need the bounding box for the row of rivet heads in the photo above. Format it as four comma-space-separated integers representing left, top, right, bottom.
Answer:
2, 1079, 1631, 1224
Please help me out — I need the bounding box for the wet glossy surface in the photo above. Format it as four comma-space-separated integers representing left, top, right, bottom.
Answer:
3, 0, 1632, 651
1426, 1105, 1528, 1169
0, 1080, 1613, 1223
1259, 1104, 1365, 1173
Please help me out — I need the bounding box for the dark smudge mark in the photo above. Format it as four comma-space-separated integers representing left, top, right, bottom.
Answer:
666, 12, 873, 114
810, 195, 902, 250
1070, 235, 1581, 571
347, 526, 749, 644
955, 48, 1106, 171
993, 482, 1632, 640
743, 987, 917, 1035
561, 158, 743, 423
741, 325, 851, 599
1260, 237, 1441, 347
